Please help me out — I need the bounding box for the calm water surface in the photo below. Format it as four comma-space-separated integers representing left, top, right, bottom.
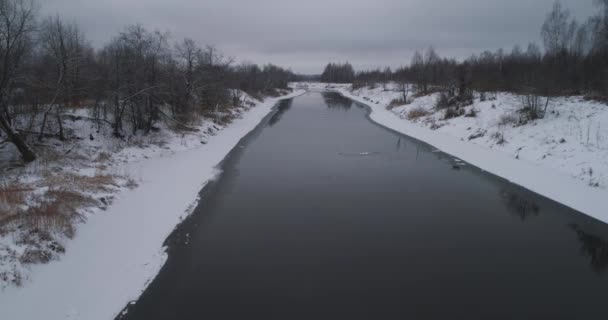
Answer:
119, 92, 608, 320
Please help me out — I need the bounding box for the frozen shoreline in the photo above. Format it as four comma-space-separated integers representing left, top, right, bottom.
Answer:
318, 83, 607, 225
0, 90, 304, 320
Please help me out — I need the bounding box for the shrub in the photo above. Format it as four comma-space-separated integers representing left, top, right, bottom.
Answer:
429, 121, 443, 130
352, 81, 366, 91
443, 107, 465, 120
498, 113, 519, 127
520, 93, 550, 121
388, 98, 408, 109
406, 107, 431, 120
465, 108, 478, 118
435, 92, 451, 110
491, 131, 506, 145
584, 93, 608, 104
468, 129, 487, 140
459, 90, 474, 107
436, 90, 473, 111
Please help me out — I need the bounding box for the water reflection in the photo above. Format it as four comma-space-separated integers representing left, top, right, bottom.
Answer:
321, 91, 353, 110
500, 188, 541, 221
571, 224, 608, 273
268, 99, 293, 126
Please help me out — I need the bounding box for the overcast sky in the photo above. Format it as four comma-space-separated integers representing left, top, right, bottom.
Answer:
41, 0, 597, 74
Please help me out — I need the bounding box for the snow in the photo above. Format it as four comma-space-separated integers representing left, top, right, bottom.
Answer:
2, 81, 607, 318
301, 82, 608, 224
0, 90, 304, 320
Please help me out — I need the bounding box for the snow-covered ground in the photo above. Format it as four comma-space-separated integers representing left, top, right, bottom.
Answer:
0, 89, 303, 320
2, 81, 606, 319
301, 82, 608, 224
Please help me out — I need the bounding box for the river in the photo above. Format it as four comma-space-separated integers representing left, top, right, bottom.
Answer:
118, 92, 608, 320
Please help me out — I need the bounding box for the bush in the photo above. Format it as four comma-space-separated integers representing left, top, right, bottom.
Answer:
436, 90, 473, 111
460, 90, 474, 106
406, 107, 431, 120
435, 92, 451, 110
520, 93, 549, 121
584, 93, 608, 104
352, 81, 366, 91
498, 113, 519, 127
465, 108, 478, 118
468, 129, 487, 140
388, 98, 408, 109
491, 131, 506, 145
443, 107, 465, 120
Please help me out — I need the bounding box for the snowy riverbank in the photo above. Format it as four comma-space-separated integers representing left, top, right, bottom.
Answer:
301, 82, 608, 224
0, 90, 304, 320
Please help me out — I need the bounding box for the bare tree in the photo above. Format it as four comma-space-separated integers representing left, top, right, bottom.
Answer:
542, 1, 576, 54
0, 0, 37, 162
38, 15, 85, 141
410, 50, 425, 93
175, 38, 201, 115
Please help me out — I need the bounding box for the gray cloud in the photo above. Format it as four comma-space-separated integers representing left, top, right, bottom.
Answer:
40, 0, 597, 73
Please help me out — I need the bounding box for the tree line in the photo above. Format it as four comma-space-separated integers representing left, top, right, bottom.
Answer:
0, 0, 294, 162
320, 62, 355, 83
341, 0, 608, 115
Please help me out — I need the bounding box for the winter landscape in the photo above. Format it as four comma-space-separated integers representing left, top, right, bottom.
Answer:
1, 0, 608, 319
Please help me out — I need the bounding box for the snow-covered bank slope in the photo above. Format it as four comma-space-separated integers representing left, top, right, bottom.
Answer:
0, 90, 303, 320
305, 83, 608, 224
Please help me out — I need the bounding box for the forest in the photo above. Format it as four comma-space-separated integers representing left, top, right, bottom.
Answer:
322, 0, 608, 120
0, 0, 294, 163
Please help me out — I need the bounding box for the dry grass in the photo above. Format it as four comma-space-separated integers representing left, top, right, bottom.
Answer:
0, 185, 32, 208
0, 182, 33, 223
0, 167, 122, 276
24, 190, 98, 239
407, 107, 431, 120
42, 172, 118, 193
1, 171, 119, 243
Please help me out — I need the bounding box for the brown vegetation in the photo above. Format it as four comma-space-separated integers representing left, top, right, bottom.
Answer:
406, 107, 431, 120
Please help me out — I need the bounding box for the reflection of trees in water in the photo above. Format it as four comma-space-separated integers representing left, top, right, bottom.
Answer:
500, 189, 541, 221
268, 99, 293, 126
571, 224, 608, 273
321, 92, 353, 110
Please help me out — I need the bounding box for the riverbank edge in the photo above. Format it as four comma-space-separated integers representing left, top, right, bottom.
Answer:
0, 90, 305, 320
331, 88, 608, 225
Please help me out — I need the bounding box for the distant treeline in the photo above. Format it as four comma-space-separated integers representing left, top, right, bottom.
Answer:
0, 0, 294, 162
324, 0, 608, 99
320, 62, 355, 83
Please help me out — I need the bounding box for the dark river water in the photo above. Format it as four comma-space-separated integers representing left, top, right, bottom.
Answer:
119, 92, 608, 320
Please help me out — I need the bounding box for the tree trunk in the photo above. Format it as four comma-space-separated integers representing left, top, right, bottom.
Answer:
39, 110, 49, 141
0, 113, 37, 162
56, 112, 65, 141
